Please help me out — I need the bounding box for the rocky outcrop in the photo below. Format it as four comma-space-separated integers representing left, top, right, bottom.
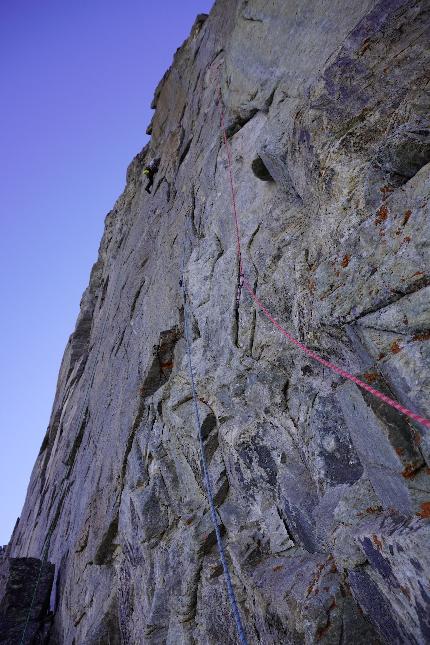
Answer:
7, 1, 430, 643
0, 549, 54, 644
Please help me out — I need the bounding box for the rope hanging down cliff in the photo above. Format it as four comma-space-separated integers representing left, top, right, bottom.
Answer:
181, 231, 248, 645
217, 78, 430, 431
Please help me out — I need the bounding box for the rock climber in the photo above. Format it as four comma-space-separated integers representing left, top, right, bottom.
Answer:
143, 157, 160, 194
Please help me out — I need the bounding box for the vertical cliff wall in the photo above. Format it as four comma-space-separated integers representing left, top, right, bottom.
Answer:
7, 1, 430, 643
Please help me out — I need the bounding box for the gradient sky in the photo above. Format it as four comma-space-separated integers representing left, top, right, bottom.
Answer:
0, 0, 213, 545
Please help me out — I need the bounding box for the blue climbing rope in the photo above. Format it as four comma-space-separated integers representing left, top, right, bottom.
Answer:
181, 227, 248, 645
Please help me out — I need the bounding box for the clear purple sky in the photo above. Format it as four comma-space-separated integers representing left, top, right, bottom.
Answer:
0, 0, 213, 545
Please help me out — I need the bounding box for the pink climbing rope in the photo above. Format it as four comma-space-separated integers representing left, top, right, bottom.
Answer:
242, 279, 430, 428
217, 77, 430, 430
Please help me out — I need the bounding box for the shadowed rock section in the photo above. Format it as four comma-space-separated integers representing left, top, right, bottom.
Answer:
6, 1, 430, 643
139, 327, 181, 399
0, 549, 54, 644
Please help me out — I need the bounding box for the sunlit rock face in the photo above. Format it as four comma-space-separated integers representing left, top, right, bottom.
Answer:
7, 1, 430, 643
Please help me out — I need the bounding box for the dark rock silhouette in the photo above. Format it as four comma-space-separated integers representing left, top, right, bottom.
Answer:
0, 549, 54, 644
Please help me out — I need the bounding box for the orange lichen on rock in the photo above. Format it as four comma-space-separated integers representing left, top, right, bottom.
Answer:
380, 185, 394, 200
160, 361, 174, 370
306, 561, 326, 597
363, 372, 379, 383
402, 463, 419, 479
413, 331, 430, 342
366, 506, 383, 514
402, 210, 412, 226
316, 599, 337, 640
340, 254, 350, 268
357, 505, 383, 517
372, 534, 383, 550
417, 502, 430, 518
412, 430, 422, 446
359, 38, 371, 55
390, 341, 402, 354
375, 205, 388, 225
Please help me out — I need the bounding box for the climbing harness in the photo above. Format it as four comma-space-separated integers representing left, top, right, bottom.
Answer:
217, 74, 430, 430
181, 230, 248, 645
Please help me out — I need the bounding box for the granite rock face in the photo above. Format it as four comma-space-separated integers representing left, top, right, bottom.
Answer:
7, 1, 430, 643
